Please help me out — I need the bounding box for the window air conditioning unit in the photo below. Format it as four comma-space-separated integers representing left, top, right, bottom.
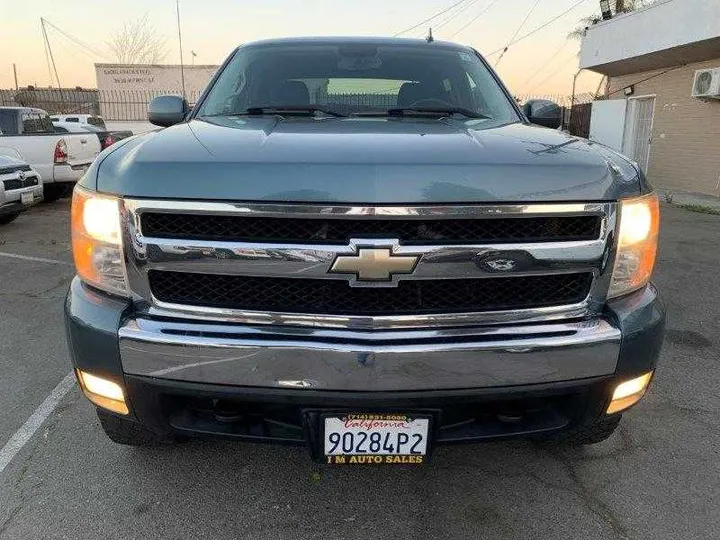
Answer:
691, 68, 720, 99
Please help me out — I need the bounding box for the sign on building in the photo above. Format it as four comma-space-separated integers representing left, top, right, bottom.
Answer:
94, 63, 219, 120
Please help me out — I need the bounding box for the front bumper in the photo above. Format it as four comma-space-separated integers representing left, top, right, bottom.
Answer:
65, 278, 665, 443
0, 184, 43, 216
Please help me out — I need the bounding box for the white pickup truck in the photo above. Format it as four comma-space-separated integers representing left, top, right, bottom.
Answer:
0, 106, 100, 202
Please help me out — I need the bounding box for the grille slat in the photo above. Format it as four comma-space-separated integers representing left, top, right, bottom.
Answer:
3, 175, 39, 191
149, 271, 593, 315
141, 213, 601, 245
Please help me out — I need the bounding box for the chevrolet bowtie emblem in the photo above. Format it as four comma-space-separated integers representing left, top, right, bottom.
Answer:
330, 247, 419, 282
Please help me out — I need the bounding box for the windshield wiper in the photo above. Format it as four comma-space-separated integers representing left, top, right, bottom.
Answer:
206, 106, 347, 118
379, 107, 489, 119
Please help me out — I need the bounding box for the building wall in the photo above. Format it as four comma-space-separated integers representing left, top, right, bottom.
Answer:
94, 64, 219, 120
580, 0, 720, 75
95, 64, 218, 95
607, 58, 720, 196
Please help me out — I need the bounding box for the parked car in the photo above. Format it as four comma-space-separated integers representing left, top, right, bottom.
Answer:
65, 38, 665, 463
0, 107, 100, 202
0, 154, 43, 224
49, 113, 106, 129
53, 121, 133, 151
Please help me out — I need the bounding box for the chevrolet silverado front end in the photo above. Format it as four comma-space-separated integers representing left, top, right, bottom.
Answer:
65, 37, 665, 464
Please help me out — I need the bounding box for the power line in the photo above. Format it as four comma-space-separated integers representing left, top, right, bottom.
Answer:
40, 18, 62, 91
494, 0, 542, 68
487, 0, 592, 56
42, 19, 113, 62
527, 50, 578, 93
606, 64, 686, 97
450, 0, 500, 39
521, 38, 570, 87
393, 0, 470, 37
435, 0, 480, 31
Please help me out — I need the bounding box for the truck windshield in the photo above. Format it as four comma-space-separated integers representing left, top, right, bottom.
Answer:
197, 42, 519, 126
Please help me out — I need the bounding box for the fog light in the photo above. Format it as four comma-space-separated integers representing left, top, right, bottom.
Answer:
607, 372, 653, 415
76, 370, 129, 415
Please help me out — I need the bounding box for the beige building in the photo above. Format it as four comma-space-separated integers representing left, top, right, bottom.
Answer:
580, 0, 720, 197
94, 63, 219, 120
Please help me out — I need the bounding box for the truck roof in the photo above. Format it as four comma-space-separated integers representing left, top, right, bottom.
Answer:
238, 36, 473, 51
0, 106, 45, 113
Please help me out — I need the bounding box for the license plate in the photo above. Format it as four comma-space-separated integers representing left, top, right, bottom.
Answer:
323, 414, 430, 465
21, 192, 33, 205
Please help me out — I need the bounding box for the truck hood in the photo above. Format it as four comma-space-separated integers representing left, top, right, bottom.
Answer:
93, 117, 642, 202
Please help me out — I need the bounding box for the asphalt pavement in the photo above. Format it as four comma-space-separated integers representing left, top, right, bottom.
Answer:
0, 200, 718, 540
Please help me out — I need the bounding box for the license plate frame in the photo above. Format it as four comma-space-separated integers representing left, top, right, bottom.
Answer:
310, 410, 439, 465
21, 192, 33, 205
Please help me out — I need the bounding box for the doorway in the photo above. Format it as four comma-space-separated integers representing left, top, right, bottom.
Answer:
622, 96, 656, 174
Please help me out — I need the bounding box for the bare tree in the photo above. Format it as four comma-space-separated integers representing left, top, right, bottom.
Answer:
107, 15, 167, 64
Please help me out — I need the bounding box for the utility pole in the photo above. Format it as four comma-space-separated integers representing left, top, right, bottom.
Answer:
13, 64, 19, 90
40, 18, 64, 101
176, 0, 186, 100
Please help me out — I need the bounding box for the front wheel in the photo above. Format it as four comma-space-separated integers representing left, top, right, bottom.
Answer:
0, 213, 21, 225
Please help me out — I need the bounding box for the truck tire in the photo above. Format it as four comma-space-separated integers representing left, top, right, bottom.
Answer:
0, 213, 20, 225
42, 184, 70, 203
97, 410, 170, 447
546, 414, 622, 446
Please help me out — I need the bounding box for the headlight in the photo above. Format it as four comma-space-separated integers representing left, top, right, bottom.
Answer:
608, 193, 660, 298
71, 186, 129, 296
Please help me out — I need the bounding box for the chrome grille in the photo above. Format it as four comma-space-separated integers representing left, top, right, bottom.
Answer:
3, 175, 39, 191
123, 200, 617, 329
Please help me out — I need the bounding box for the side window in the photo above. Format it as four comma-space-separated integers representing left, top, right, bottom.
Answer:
87, 116, 106, 128
66, 117, 79, 123
38, 114, 55, 133
50, 117, 59, 122
22, 113, 54, 134
54, 126, 69, 133
22, 113, 41, 134
0, 110, 17, 135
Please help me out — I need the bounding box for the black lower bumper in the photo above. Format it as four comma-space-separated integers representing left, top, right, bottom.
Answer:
123, 374, 615, 452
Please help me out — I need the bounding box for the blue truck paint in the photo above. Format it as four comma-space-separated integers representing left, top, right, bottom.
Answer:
92, 119, 643, 202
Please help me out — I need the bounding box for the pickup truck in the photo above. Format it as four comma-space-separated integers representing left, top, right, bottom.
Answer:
0, 154, 43, 224
52, 121, 133, 151
0, 106, 100, 202
65, 37, 665, 464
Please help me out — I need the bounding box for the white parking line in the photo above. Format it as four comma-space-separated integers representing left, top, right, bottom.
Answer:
0, 251, 73, 266
0, 372, 76, 476
0, 251, 72, 266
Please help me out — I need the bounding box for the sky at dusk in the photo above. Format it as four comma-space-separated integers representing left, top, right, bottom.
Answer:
0, 0, 604, 97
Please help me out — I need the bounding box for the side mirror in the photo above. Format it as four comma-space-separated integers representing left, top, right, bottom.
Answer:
148, 95, 189, 127
523, 99, 562, 129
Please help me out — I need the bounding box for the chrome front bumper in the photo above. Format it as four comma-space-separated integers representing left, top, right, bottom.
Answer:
119, 317, 621, 391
